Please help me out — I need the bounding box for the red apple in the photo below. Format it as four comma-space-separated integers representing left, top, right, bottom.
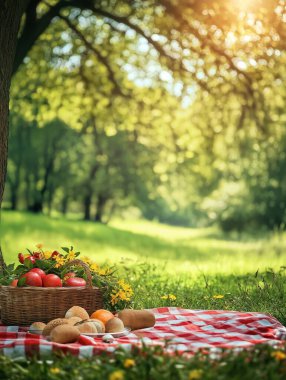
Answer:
10, 279, 18, 287
20, 271, 42, 287
64, 277, 86, 287
51, 251, 60, 258
24, 256, 36, 265
43, 274, 62, 287
18, 253, 25, 264
29, 268, 46, 280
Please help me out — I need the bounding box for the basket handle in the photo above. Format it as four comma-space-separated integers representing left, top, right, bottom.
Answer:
65, 259, 93, 288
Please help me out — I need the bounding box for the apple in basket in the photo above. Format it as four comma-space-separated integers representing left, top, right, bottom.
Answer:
19, 271, 43, 287
64, 277, 86, 287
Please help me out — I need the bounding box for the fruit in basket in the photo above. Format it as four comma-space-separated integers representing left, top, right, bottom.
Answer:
64, 271, 76, 280
105, 317, 125, 333
64, 277, 86, 287
43, 318, 69, 337
29, 268, 46, 280
24, 256, 36, 265
30, 322, 46, 334
10, 279, 18, 287
90, 309, 114, 325
76, 321, 98, 334
18, 253, 25, 264
65, 306, 89, 320
87, 319, 105, 333
50, 324, 80, 344
43, 274, 62, 287
19, 271, 42, 287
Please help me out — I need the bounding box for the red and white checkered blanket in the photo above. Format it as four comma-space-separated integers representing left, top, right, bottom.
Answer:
0, 307, 285, 358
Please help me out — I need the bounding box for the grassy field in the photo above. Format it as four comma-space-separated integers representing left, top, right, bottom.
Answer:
1, 210, 286, 276
1, 211, 286, 379
1, 210, 286, 323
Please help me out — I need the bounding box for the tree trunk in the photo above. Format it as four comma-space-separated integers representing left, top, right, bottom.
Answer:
83, 193, 92, 221
61, 196, 69, 216
0, 1, 26, 271
94, 194, 108, 223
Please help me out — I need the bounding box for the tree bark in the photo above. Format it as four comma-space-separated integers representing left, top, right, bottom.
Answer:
0, 1, 26, 271
83, 193, 92, 221
94, 193, 108, 223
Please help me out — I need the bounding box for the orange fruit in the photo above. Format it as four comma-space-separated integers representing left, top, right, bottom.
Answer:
90, 309, 114, 325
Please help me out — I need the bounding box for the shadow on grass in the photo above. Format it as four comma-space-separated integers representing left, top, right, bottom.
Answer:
0, 211, 248, 262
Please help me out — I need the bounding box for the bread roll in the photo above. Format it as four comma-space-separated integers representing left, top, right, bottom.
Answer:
50, 325, 80, 344
105, 317, 124, 333
76, 321, 98, 334
42, 318, 69, 337
67, 316, 82, 325
65, 306, 89, 320
118, 309, 155, 331
87, 319, 105, 333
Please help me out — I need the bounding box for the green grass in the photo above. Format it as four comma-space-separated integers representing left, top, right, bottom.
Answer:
1, 210, 286, 276
1, 211, 286, 378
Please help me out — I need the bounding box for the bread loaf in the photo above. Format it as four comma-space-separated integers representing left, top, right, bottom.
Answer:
117, 309, 155, 330
50, 325, 80, 344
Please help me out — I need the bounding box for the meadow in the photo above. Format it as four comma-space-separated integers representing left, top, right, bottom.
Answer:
1, 211, 286, 379
1, 211, 286, 323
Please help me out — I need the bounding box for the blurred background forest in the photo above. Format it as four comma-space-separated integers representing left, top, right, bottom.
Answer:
3, 0, 286, 233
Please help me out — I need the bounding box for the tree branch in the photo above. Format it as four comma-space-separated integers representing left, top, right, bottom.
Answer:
59, 14, 125, 96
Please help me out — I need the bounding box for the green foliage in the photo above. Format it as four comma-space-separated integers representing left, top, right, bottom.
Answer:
1, 343, 286, 380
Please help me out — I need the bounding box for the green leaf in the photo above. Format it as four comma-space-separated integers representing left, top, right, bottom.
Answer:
17, 277, 26, 287
35, 259, 51, 270
61, 247, 70, 253
24, 258, 33, 269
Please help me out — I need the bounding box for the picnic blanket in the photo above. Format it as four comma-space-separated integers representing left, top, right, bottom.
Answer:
0, 307, 285, 358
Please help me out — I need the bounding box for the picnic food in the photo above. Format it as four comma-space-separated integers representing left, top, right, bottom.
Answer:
65, 306, 89, 320
30, 322, 46, 333
64, 277, 87, 287
43, 274, 62, 287
42, 318, 69, 336
90, 309, 114, 325
88, 319, 105, 333
50, 324, 80, 344
29, 268, 46, 280
118, 309, 155, 330
0, 246, 133, 325
76, 321, 97, 334
67, 316, 83, 325
19, 271, 42, 287
105, 317, 125, 333
10, 279, 18, 287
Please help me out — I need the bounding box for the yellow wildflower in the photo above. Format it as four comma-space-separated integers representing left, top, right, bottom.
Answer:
109, 370, 124, 380
50, 367, 61, 374
36, 243, 43, 249
43, 251, 52, 259
161, 294, 176, 301
272, 350, 286, 360
66, 250, 76, 261
189, 369, 203, 380
123, 358, 135, 368
81, 256, 91, 265
90, 263, 99, 272
213, 295, 224, 299
54, 255, 65, 268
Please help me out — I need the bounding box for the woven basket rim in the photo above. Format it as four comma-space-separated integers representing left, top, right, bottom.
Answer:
0, 285, 102, 290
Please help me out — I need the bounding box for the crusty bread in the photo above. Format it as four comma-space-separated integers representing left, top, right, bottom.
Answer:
50, 324, 80, 343
42, 318, 69, 337
65, 306, 89, 320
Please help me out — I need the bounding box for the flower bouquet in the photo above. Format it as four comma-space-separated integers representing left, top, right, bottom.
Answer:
0, 245, 133, 326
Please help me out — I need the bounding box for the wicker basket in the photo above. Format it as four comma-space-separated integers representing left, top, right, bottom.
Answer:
0, 259, 104, 326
